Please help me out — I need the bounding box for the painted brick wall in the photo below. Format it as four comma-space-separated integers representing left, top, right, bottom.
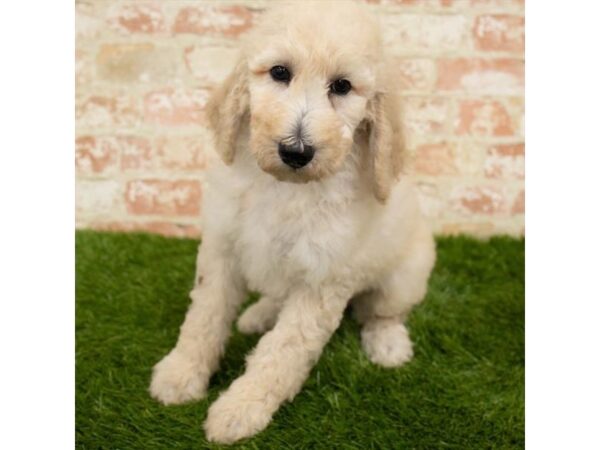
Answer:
75, 0, 525, 238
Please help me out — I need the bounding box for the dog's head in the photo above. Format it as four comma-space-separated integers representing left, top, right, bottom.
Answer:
206, 1, 404, 202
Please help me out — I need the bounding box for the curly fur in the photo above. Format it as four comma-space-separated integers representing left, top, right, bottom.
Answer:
150, 1, 436, 443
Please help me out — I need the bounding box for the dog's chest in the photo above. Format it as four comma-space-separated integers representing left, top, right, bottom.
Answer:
234, 181, 359, 291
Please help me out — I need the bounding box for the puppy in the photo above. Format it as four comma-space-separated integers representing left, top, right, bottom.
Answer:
150, 1, 436, 444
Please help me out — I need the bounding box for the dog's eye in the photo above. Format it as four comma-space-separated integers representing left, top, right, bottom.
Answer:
270, 65, 291, 83
330, 79, 352, 95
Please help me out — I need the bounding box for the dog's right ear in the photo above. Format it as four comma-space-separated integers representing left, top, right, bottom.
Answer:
205, 59, 250, 165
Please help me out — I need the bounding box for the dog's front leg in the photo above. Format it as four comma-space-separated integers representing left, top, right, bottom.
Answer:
150, 243, 245, 405
204, 285, 350, 443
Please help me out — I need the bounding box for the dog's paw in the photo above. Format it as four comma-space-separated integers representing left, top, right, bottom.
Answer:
149, 350, 209, 405
361, 320, 414, 368
203, 383, 274, 444
236, 299, 279, 335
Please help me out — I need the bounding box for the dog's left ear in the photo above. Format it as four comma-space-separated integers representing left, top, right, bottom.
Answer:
205, 58, 250, 165
365, 83, 405, 203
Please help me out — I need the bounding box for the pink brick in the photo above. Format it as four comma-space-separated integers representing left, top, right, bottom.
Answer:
173, 5, 254, 37
75, 49, 92, 87
484, 143, 524, 179
125, 179, 202, 216
143, 87, 209, 126
474, 15, 525, 52
382, 14, 469, 52
415, 182, 444, 219
471, 0, 524, 8
76, 180, 122, 216
508, 97, 525, 137
441, 221, 496, 236
118, 137, 154, 171
395, 58, 437, 91
76, 95, 139, 129
107, 3, 165, 34
156, 137, 207, 171
184, 46, 239, 85
456, 100, 514, 137
438, 58, 523, 94
364, 0, 420, 4
118, 136, 206, 172
451, 186, 507, 215
76, 2, 104, 40
75, 136, 119, 175
96, 43, 178, 84
512, 189, 525, 214
413, 142, 457, 176
403, 97, 449, 137
91, 221, 201, 238
454, 142, 487, 175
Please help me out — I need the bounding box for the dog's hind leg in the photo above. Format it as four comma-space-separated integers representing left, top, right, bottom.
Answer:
237, 296, 282, 335
357, 311, 414, 368
353, 230, 435, 367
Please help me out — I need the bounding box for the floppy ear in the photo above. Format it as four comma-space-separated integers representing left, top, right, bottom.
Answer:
365, 88, 405, 203
205, 59, 250, 165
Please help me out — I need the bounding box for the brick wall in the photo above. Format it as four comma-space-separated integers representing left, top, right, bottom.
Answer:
75, 0, 525, 238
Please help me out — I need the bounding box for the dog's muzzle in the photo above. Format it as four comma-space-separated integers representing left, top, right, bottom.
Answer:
278, 141, 315, 169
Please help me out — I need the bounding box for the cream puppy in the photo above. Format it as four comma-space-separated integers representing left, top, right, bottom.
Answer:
150, 1, 436, 444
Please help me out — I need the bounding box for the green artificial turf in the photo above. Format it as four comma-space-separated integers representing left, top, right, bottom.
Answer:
76, 231, 524, 449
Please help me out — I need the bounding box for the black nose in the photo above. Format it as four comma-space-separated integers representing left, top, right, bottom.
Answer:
278, 142, 315, 169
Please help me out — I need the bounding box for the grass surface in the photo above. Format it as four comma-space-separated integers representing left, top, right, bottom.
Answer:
76, 231, 524, 449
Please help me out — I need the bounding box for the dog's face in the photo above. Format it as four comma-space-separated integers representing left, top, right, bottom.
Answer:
207, 1, 404, 201
245, 17, 380, 183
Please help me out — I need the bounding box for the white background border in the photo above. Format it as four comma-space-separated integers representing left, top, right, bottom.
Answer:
527, 0, 600, 448
0, 1, 74, 448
